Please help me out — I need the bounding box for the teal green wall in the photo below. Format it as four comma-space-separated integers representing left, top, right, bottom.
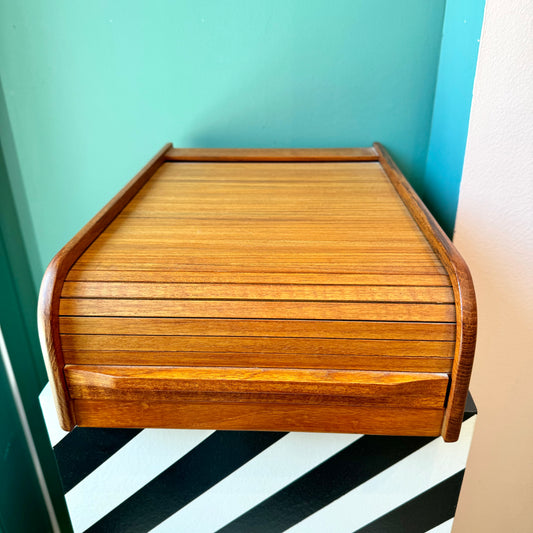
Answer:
0, 0, 447, 287
423, 0, 485, 236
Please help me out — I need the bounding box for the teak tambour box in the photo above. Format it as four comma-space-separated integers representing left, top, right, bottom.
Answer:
38, 144, 476, 442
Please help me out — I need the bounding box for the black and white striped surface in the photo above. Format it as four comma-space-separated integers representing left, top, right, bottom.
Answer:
40, 384, 476, 533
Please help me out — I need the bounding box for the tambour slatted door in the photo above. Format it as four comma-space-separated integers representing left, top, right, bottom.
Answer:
38, 144, 476, 442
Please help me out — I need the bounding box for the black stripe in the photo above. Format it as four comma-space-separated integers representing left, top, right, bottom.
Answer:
216, 434, 435, 533
54, 427, 142, 493
353, 469, 465, 533
84, 430, 286, 533
464, 392, 477, 418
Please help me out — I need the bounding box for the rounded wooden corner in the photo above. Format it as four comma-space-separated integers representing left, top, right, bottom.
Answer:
441, 258, 477, 442
38, 254, 76, 431
37, 143, 173, 432
373, 142, 477, 442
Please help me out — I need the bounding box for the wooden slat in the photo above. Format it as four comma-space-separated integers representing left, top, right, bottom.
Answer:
85, 215, 427, 235
70, 262, 448, 275
122, 204, 413, 214
151, 162, 388, 183
76, 251, 444, 266
82, 240, 435, 253
59, 317, 456, 341
122, 205, 411, 215
62, 282, 454, 303
59, 299, 455, 322
63, 350, 453, 372
65, 270, 452, 286
81, 233, 433, 247
73, 399, 444, 436
120, 211, 424, 220
134, 184, 398, 196
94, 216, 436, 239
60, 335, 454, 357
73, 257, 446, 275
65, 366, 448, 407
140, 162, 391, 188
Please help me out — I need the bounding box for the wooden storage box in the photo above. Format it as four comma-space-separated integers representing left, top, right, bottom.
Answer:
39, 144, 476, 442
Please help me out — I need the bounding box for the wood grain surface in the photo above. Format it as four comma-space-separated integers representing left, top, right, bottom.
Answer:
38, 145, 475, 439
61, 281, 454, 302
60, 335, 454, 358
375, 143, 477, 442
59, 317, 456, 340
59, 299, 455, 322
73, 400, 445, 436
66, 269, 451, 286
37, 143, 172, 430
62, 351, 453, 373
65, 365, 448, 409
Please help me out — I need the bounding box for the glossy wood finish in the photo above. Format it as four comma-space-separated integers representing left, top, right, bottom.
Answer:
65, 366, 448, 408
374, 143, 477, 441
61, 281, 455, 302
73, 400, 445, 436
59, 317, 456, 340
65, 270, 452, 285
61, 352, 453, 373
38, 143, 171, 430
59, 299, 455, 322
60, 335, 454, 358
39, 145, 476, 440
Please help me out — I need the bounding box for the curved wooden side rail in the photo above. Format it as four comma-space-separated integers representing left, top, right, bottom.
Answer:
38, 143, 172, 430
374, 143, 477, 442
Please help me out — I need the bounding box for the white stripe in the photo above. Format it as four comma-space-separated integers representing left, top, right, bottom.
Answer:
66, 428, 214, 532
285, 416, 476, 533
149, 432, 362, 533
425, 517, 454, 533
38, 382, 69, 447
